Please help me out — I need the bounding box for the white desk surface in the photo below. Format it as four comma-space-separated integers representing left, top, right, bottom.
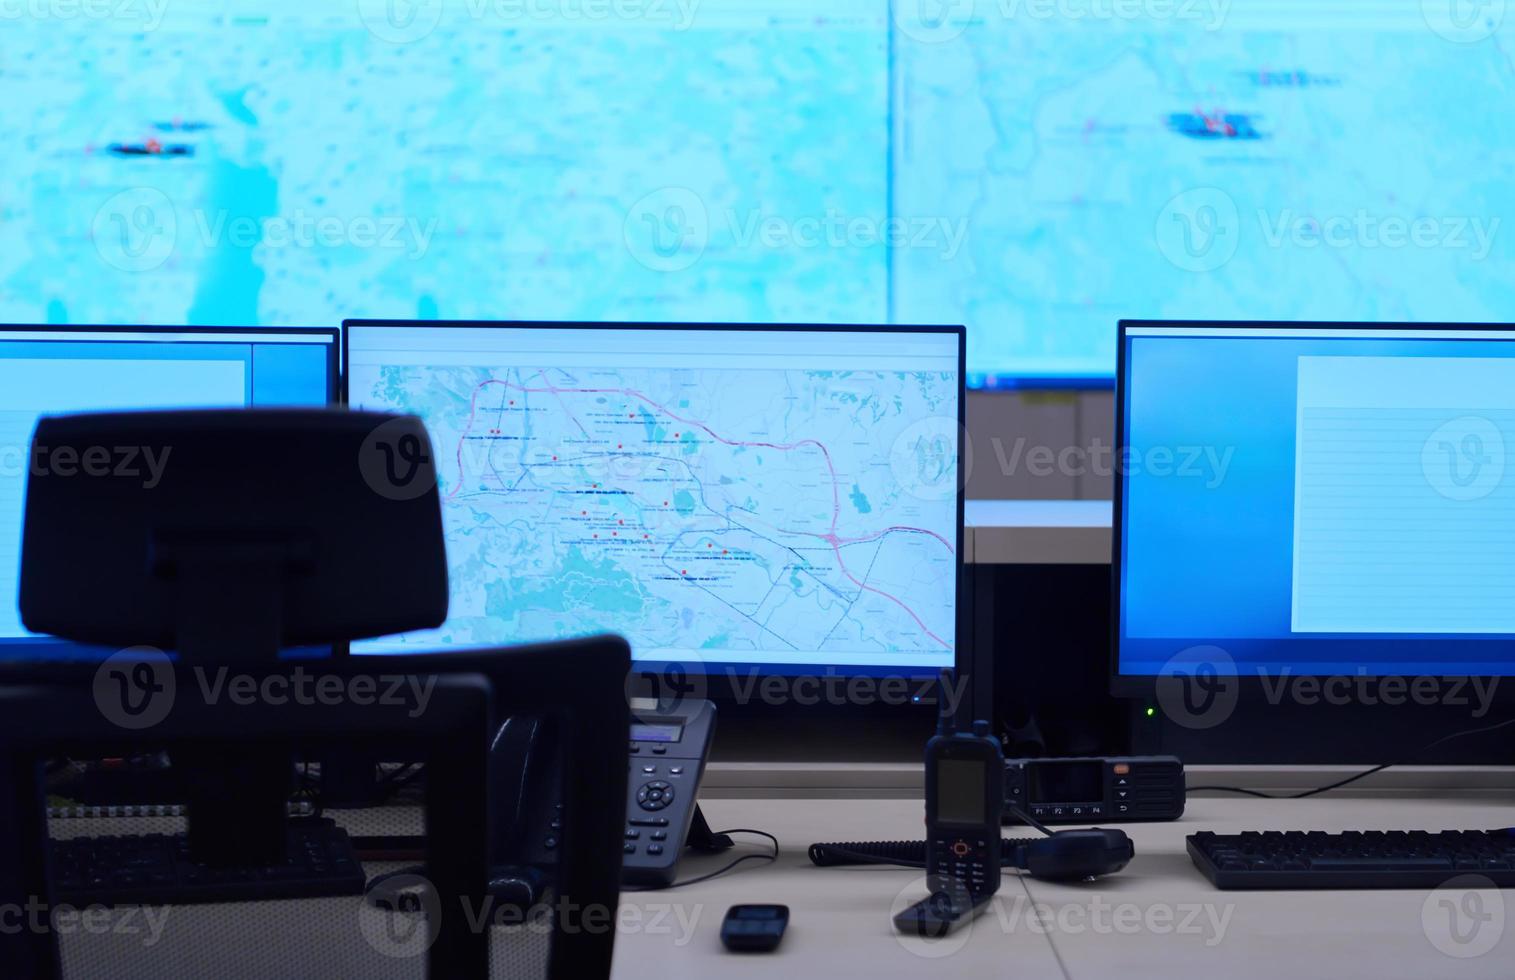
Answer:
613, 793, 1515, 980
965, 500, 1112, 565
967, 500, 1114, 529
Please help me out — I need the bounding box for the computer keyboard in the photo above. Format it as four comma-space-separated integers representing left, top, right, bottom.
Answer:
1189, 829, 1515, 889
50, 822, 366, 907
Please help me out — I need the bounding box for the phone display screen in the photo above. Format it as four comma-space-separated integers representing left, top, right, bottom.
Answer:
631, 723, 683, 743
936, 758, 986, 825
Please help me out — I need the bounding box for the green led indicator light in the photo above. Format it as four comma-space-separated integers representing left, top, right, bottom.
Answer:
1145, 707, 1156, 718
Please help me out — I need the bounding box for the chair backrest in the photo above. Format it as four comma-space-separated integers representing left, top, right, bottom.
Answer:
19, 409, 448, 660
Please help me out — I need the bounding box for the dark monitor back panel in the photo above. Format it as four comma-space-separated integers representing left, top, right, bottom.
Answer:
1133, 697, 1513, 766
971, 560, 1512, 766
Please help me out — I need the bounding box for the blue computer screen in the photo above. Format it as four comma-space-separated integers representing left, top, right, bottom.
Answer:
345, 323, 962, 675
1118, 323, 1515, 677
0, 328, 335, 658
4, 1, 1508, 383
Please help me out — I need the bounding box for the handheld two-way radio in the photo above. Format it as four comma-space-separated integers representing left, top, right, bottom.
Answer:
807, 671, 1135, 938
894, 712, 1006, 936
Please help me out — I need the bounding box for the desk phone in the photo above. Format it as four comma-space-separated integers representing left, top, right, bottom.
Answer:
622, 700, 718, 887
496, 698, 719, 891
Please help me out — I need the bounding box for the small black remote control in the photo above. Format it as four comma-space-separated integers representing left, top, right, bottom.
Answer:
721, 904, 788, 952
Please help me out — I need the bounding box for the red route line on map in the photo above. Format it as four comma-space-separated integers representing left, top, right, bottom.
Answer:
448, 378, 954, 648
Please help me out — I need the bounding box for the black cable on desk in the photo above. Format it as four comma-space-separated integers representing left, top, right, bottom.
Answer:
808, 839, 1044, 870
1188, 714, 1515, 800
622, 828, 780, 892
810, 806, 1051, 870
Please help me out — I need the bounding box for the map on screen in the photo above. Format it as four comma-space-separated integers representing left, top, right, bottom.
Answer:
347, 326, 960, 667
1, 0, 1509, 381
894, 3, 1514, 379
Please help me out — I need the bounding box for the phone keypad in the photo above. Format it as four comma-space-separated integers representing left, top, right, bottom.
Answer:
636, 780, 675, 811
624, 751, 691, 861
933, 837, 992, 896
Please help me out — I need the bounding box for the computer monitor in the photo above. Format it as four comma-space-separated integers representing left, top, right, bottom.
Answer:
343, 321, 964, 684
1113, 320, 1515, 691
0, 326, 338, 659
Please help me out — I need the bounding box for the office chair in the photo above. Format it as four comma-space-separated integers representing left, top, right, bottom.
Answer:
0, 661, 495, 979
0, 409, 629, 980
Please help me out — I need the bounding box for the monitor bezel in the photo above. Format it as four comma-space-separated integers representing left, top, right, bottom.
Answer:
339, 319, 968, 696
1110, 318, 1515, 698
0, 324, 341, 404
0, 323, 341, 662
